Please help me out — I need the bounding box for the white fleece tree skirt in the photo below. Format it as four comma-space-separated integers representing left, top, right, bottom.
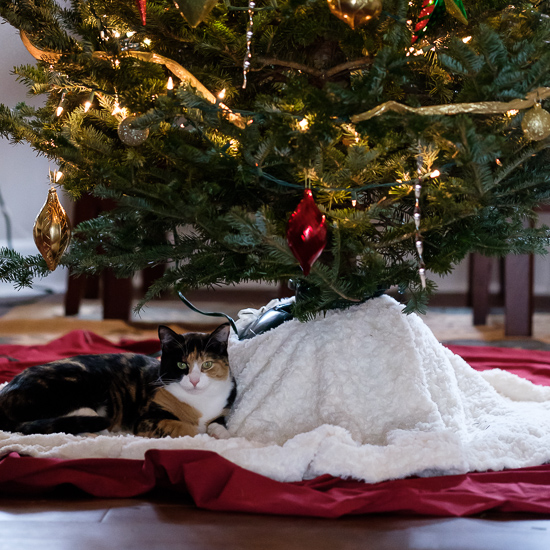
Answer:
3, 295, 550, 484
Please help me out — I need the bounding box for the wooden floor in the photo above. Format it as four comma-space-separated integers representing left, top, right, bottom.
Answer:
2, 293, 550, 549
0, 495, 549, 550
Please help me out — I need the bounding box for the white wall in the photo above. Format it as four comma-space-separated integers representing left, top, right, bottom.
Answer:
0, 23, 69, 297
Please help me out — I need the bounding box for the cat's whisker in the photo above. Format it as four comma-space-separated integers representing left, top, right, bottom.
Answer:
159, 378, 181, 385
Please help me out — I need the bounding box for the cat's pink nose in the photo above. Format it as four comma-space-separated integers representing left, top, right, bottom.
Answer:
190, 377, 200, 387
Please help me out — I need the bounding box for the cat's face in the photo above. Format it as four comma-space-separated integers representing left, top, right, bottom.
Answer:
158, 324, 231, 394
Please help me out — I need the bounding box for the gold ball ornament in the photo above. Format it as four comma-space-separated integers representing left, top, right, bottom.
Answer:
326, 0, 382, 30
117, 116, 150, 146
521, 103, 550, 141
33, 188, 71, 271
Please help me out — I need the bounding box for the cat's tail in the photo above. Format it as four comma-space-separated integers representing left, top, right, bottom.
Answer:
16, 416, 110, 436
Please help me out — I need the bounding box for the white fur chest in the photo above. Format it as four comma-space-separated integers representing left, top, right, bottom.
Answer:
165, 377, 233, 433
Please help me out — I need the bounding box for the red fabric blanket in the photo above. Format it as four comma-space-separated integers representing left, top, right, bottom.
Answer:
1, 331, 550, 517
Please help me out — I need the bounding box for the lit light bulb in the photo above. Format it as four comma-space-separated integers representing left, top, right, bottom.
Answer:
462, 36, 472, 43
507, 109, 519, 116
298, 118, 309, 131
430, 169, 440, 178
83, 91, 95, 112
218, 88, 226, 100
55, 171, 63, 182
56, 92, 66, 117
143, 38, 151, 46
167, 77, 174, 97
112, 101, 122, 116
496, 159, 503, 166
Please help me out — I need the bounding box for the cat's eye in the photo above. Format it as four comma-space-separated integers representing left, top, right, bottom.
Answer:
201, 361, 214, 371
177, 362, 189, 370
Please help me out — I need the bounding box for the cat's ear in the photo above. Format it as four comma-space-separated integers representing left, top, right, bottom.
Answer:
208, 323, 231, 345
158, 325, 181, 348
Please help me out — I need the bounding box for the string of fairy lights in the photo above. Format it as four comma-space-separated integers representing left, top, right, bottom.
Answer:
37, 2, 550, 290
414, 150, 427, 290
44, 42, 514, 292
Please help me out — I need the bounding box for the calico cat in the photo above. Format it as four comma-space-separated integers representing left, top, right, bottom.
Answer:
0, 324, 235, 439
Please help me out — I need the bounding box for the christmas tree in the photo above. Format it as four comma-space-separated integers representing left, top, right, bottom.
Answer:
1, 0, 550, 321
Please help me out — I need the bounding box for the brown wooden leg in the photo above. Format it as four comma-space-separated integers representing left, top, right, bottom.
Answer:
65, 272, 101, 315
83, 275, 100, 299
140, 264, 166, 296
64, 272, 86, 316
102, 270, 133, 321
469, 253, 493, 326
64, 195, 102, 315
504, 253, 533, 337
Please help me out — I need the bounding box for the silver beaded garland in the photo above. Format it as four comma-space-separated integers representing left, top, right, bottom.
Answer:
414, 158, 426, 289
242, 0, 255, 89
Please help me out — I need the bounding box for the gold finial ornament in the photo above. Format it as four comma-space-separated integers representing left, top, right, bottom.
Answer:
33, 188, 71, 270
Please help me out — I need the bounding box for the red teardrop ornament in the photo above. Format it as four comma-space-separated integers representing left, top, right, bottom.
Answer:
135, 0, 146, 25
287, 189, 327, 276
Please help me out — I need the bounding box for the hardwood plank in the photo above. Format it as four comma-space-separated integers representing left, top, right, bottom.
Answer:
0, 498, 550, 550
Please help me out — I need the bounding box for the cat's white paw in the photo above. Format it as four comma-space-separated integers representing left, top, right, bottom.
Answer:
207, 422, 231, 439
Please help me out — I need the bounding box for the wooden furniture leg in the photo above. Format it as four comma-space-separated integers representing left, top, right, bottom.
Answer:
102, 270, 132, 321
470, 253, 493, 326
504, 253, 533, 337
64, 195, 97, 316
64, 195, 133, 321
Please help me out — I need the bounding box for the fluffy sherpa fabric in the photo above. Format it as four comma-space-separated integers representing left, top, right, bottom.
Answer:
2, 294, 550, 484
